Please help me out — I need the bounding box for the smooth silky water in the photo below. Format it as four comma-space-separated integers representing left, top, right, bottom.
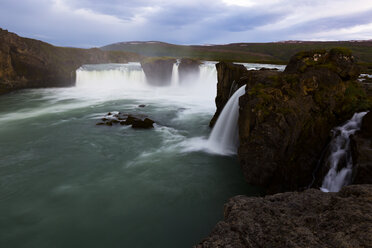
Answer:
0, 62, 283, 248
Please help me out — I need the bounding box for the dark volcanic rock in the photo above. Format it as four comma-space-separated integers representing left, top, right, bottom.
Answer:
140, 57, 176, 86
178, 58, 201, 84
131, 118, 155, 129
209, 62, 248, 127
284, 48, 360, 80
0, 28, 141, 94
237, 49, 370, 193
97, 112, 154, 129
196, 184, 372, 248
351, 111, 372, 184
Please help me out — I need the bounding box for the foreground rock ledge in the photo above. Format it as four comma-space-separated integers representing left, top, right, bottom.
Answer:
195, 184, 372, 248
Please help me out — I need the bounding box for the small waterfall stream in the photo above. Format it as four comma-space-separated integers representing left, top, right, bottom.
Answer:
207, 85, 246, 155
320, 112, 368, 192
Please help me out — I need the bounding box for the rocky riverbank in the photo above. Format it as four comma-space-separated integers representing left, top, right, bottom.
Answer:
212, 48, 371, 193
198, 49, 372, 247
196, 184, 372, 248
0, 28, 141, 94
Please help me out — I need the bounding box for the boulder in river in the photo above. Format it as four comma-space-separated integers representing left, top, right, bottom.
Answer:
96, 112, 155, 129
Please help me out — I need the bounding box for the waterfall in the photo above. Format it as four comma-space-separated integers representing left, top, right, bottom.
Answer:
320, 112, 368, 192
207, 85, 246, 155
76, 63, 147, 89
76, 62, 217, 92
171, 63, 179, 87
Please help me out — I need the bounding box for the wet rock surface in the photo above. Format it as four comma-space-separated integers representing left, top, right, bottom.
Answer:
96, 112, 155, 129
196, 184, 372, 248
178, 58, 201, 84
351, 111, 372, 184
237, 49, 370, 193
140, 57, 176, 86
210, 62, 248, 127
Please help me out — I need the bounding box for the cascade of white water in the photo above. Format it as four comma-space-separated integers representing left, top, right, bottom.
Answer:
171, 63, 179, 87
76, 63, 147, 89
320, 112, 368, 192
207, 85, 246, 155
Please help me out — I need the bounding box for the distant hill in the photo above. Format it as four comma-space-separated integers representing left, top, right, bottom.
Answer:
101, 40, 372, 72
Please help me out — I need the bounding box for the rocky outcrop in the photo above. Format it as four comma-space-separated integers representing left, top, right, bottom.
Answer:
196, 184, 372, 248
0, 28, 141, 94
210, 62, 248, 127
237, 49, 370, 193
351, 111, 372, 184
96, 112, 155, 128
140, 57, 176, 86
178, 58, 200, 84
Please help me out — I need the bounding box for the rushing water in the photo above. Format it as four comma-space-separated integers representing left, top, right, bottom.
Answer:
320, 112, 368, 192
0, 62, 282, 248
208, 85, 246, 155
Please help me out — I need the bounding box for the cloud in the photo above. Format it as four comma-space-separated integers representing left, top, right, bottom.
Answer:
0, 0, 371, 47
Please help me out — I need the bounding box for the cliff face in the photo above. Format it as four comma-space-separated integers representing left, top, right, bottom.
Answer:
0, 28, 141, 94
351, 111, 372, 184
210, 62, 248, 127
196, 184, 372, 248
238, 49, 370, 193
178, 58, 200, 84
140, 57, 176, 86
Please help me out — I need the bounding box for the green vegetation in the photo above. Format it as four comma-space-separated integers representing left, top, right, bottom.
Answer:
330, 47, 353, 56
102, 41, 372, 73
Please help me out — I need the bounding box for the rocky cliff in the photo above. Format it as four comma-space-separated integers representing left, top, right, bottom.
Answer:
236, 49, 370, 193
210, 62, 248, 127
0, 28, 141, 94
196, 184, 372, 248
210, 49, 370, 193
351, 111, 372, 184
178, 58, 201, 85
140, 57, 176, 86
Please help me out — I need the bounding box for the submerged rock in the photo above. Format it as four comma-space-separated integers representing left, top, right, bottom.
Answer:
140, 57, 176, 86
96, 112, 155, 129
195, 184, 372, 248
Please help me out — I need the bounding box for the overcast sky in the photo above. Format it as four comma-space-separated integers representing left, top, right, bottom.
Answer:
1, 0, 372, 47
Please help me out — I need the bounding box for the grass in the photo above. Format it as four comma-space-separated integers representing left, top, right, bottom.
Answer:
102, 41, 372, 73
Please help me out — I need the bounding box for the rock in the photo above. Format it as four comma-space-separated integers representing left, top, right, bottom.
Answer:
178, 58, 201, 84
237, 49, 370, 193
97, 112, 155, 129
259, 67, 278, 71
195, 184, 372, 248
0, 28, 141, 94
140, 57, 176, 86
351, 111, 372, 184
138, 104, 146, 108
132, 118, 155, 129
284, 48, 360, 80
209, 62, 248, 127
